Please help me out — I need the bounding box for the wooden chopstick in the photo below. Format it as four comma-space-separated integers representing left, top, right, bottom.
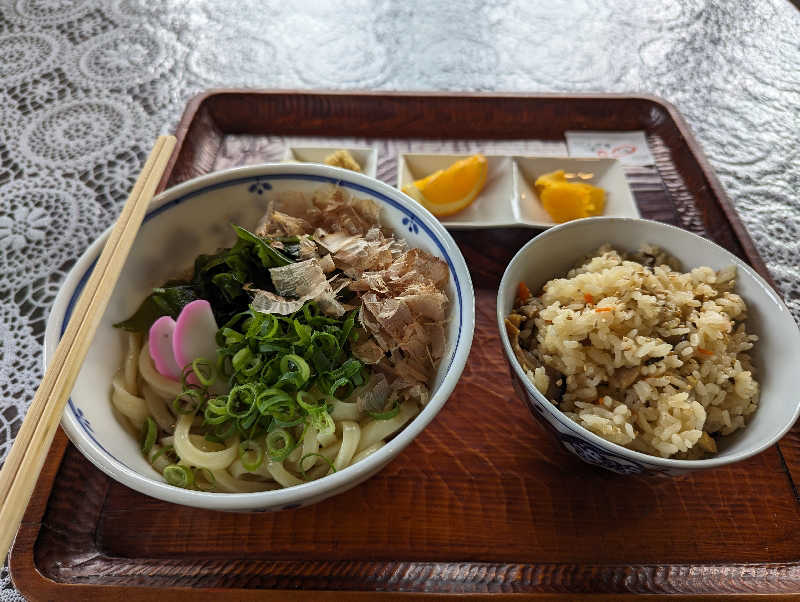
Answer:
0, 135, 177, 561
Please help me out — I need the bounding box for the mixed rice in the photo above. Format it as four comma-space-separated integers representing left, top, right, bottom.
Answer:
505, 245, 759, 459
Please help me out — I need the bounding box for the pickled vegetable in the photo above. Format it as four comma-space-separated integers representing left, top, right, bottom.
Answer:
534, 169, 605, 223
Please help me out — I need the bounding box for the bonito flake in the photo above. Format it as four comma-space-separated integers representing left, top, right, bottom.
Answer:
253, 185, 450, 405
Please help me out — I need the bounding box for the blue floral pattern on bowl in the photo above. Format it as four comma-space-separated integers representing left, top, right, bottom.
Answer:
507, 364, 685, 477
70, 402, 94, 434
559, 434, 644, 475
401, 215, 420, 235
248, 179, 273, 195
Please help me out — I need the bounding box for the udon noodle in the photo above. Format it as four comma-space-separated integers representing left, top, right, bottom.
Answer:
110, 186, 450, 492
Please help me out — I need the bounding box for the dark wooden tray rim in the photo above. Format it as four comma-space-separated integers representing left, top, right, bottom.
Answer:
11, 90, 800, 600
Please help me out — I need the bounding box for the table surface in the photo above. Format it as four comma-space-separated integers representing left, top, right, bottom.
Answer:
0, 1, 798, 599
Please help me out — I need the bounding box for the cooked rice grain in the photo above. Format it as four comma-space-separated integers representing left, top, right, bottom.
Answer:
507, 245, 759, 459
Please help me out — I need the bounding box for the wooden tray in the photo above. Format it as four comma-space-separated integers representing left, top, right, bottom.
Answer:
11, 91, 800, 600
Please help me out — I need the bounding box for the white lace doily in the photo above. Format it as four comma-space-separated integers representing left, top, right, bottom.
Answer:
1, 1, 799, 599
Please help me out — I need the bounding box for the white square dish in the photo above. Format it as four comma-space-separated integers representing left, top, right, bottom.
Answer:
514, 156, 640, 228
397, 153, 515, 229
283, 146, 377, 178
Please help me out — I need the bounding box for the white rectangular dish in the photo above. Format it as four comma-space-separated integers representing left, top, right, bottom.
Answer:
397, 153, 640, 229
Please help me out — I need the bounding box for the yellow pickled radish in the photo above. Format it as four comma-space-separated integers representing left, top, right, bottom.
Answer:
534, 169, 606, 222
573, 182, 606, 214
534, 169, 567, 196
540, 183, 592, 223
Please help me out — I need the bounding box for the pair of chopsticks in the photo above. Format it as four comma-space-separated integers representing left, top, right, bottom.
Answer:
0, 135, 177, 562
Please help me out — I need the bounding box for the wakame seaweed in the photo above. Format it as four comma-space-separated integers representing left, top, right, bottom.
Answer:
114, 225, 294, 332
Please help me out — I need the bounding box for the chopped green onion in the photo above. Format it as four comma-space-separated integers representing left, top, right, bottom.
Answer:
172, 387, 205, 415
309, 407, 335, 436
161, 297, 377, 467
258, 342, 287, 354
255, 388, 292, 414
319, 375, 353, 398
239, 355, 263, 377
232, 347, 253, 373
311, 331, 340, 356
367, 400, 401, 420
195, 467, 216, 491
191, 358, 216, 387
299, 453, 337, 480
239, 440, 265, 471
238, 410, 260, 432
140, 416, 157, 454
280, 353, 310, 384
270, 399, 303, 427
340, 310, 356, 345
203, 396, 230, 425
248, 312, 280, 340
163, 464, 194, 488
266, 428, 295, 461
216, 353, 233, 380
296, 390, 325, 413
226, 384, 257, 418
352, 366, 368, 387
214, 420, 237, 440
232, 225, 293, 267
261, 314, 280, 339
329, 358, 362, 381
149, 444, 176, 465
292, 320, 312, 346
259, 357, 281, 383
244, 312, 263, 339
220, 327, 244, 346
272, 411, 304, 429
256, 388, 303, 426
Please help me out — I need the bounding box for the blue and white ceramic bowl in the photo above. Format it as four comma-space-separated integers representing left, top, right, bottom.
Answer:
46, 163, 475, 511
497, 217, 800, 476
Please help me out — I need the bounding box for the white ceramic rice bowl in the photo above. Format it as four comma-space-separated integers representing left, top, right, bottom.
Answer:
46, 163, 475, 511
497, 217, 800, 476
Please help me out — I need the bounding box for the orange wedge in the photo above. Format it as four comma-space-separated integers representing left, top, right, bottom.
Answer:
402, 154, 488, 217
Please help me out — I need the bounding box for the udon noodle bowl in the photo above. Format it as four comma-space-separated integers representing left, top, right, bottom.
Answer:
111, 186, 450, 492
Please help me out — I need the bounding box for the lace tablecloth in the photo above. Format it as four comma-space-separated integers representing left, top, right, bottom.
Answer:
0, 1, 798, 598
